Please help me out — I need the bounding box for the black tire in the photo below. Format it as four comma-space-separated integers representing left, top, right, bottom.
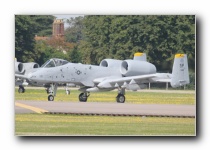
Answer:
79, 93, 87, 102
18, 87, 25, 93
116, 94, 125, 103
48, 95, 54, 101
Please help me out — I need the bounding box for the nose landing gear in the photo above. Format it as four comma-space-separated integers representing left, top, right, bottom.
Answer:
47, 84, 57, 101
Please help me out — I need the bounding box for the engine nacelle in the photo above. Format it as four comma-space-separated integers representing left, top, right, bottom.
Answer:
15, 62, 24, 74
99, 59, 123, 68
120, 60, 156, 77
23, 62, 39, 70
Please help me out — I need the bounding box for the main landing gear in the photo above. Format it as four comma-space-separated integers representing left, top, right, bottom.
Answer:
18, 85, 25, 93
79, 92, 90, 102
116, 94, 125, 103
78, 87, 126, 103
116, 87, 125, 103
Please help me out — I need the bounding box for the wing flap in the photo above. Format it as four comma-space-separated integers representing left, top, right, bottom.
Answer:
155, 79, 171, 82
97, 74, 156, 88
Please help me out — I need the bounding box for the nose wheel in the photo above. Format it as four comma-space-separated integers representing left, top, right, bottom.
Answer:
48, 95, 54, 101
47, 84, 57, 101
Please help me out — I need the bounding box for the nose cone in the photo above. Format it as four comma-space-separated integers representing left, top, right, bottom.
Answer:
28, 69, 43, 82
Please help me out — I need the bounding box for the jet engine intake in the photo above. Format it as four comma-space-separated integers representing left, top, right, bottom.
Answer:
120, 60, 156, 77
15, 62, 24, 74
99, 59, 123, 68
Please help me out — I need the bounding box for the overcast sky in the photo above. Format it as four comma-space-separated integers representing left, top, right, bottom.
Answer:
53, 14, 84, 19
53, 15, 84, 28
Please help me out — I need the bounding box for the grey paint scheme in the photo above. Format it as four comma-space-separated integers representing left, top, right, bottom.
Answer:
171, 54, 190, 87
15, 54, 190, 102
29, 63, 122, 87
15, 59, 69, 88
15, 62, 40, 86
28, 54, 189, 91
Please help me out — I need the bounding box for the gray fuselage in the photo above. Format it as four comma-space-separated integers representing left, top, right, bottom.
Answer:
29, 63, 122, 87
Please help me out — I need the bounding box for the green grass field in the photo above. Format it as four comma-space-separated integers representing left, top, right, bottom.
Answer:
15, 114, 195, 136
15, 88, 196, 136
15, 88, 195, 104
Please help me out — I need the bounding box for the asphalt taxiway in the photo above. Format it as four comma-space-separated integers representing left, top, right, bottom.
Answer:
15, 100, 195, 118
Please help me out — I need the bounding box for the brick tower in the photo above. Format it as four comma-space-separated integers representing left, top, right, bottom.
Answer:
52, 19, 64, 37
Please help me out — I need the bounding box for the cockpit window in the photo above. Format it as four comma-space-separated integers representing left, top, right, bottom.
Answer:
41, 60, 50, 68
62, 60, 69, 65
45, 60, 56, 68
41, 58, 69, 68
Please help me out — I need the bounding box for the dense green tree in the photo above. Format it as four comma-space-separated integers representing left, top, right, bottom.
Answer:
15, 15, 37, 62
79, 15, 195, 72
68, 46, 82, 63
15, 15, 195, 72
34, 40, 70, 66
30, 15, 55, 36
65, 16, 84, 43
15, 15, 55, 62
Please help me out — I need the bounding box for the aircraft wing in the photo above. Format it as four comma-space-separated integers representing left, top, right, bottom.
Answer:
155, 79, 171, 82
15, 74, 29, 80
95, 74, 157, 88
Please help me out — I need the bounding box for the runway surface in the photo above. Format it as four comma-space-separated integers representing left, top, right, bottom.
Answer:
15, 100, 196, 118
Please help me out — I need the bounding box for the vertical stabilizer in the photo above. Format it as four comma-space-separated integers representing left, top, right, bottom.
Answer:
171, 54, 190, 88
133, 52, 147, 61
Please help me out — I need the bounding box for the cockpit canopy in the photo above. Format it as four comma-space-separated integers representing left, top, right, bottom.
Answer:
41, 58, 69, 68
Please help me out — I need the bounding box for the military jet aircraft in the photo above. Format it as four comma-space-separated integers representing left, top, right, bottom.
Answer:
17, 53, 189, 103
15, 58, 71, 94
15, 60, 40, 93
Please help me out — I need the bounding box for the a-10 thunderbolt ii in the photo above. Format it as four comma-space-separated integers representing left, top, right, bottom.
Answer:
16, 52, 190, 103
15, 58, 71, 94
15, 59, 40, 93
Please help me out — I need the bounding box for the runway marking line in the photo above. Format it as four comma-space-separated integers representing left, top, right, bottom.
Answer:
15, 102, 48, 114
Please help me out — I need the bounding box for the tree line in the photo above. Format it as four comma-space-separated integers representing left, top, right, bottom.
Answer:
15, 15, 195, 73
78, 15, 195, 73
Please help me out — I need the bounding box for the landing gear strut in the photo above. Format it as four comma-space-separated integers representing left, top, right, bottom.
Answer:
18, 85, 25, 93
116, 87, 125, 103
65, 86, 70, 95
79, 92, 90, 102
47, 83, 57, 101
